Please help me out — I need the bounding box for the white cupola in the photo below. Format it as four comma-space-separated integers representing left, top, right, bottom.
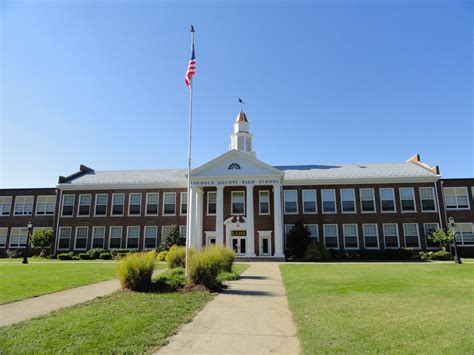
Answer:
229, 111, 255, 157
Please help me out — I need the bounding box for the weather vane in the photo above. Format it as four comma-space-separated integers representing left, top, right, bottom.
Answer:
238, 98, 245, 111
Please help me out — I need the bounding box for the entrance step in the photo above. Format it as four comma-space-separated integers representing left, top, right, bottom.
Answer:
235, 256, 285, 262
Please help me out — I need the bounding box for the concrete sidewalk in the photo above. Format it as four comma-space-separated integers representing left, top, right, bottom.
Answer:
0, 279, 121, 327
156, 263, 300, 354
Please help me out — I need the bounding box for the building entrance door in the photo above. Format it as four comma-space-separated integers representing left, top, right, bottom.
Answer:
231, 232, 247, 255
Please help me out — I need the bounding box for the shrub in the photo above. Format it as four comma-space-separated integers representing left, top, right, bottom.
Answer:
285, 221, 311, 259
117, 251, 156, 290
187, 248, 225, 289
31, 229, 55, 257
111, 249, 132, 260
218, 247, 235, 272
419, 250, 453, 261
6, 249, 22, 258
161, 225, 186, 250
78, 252, 91, 260
57, 253, 73, 260
100, 252, 112, 260
216, 271, 239, 283
304, 241, 331, 261
166, 245, 188, 269
157, 251, 168, 262
88, 248, 107, 259
154, 267, 186, 289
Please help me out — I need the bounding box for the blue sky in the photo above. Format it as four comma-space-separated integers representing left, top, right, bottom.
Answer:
1, 0, 472, 188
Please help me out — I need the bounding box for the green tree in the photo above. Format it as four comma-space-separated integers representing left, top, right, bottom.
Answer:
161, 225, 185, 250
285, 220, 311, 259
31, 229, 55, 257
428, 228, 453, 250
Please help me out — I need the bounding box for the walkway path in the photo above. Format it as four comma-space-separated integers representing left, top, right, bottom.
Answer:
156, 263, 300, 354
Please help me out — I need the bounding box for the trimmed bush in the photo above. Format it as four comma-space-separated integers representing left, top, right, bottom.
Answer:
166, 245, 188, 269
88, 248, 107, 259
187, 247, 225, 289
111, 249, 131, 259
304, 241, 331, 261
154, 267, 186, 289
78, 253, 91, 260
100, 252, 112, 260
57, 253, 73, 260
157, 251, 168, 262
419, 250, 453, 261
117, 251, 156, 290
6, 249, 22, 258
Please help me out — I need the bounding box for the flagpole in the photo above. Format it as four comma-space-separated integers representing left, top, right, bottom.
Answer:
185, 26, 195, 278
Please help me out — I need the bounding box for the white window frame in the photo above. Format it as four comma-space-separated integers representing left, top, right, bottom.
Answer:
74, 226, 89, 251
363, 224, 379, 249
91, 226, 106, 249
419, 187, 437, 212
231, 191, 246, 215
162, 192, 177, 216
77, 194, 92, 217
126, 226, 140, 250
9, 227, 28, 248
302, 189, 317, 214
128, 193, 142, 216
35, 195, 56, 216
399, 187, 417, 213
444, 187, 470, 210
144, 226, 158, 249
383, 223, 400, 249
57, 226, 72, 250
283, 190, 298, 215
403, 223, 420, 249
179, 225, 187, 238
145, 193, 159, 216
0, 196, 12, 216
340, 189, 357, 214
454, 223, 474, 245
380, 188, 396, 213
360, 188, 376, 213
323, 224, 339, 249
0, 227, 7, 247
321, 189, 337, 214
111, 193, 125, 217
343, 224, 359, 249
259, 190, 271, 215
423, 223, 440, 249
180, 192, 188, 216
108, 226, 123, 249
304, 224, 319, 240
207, 191, 217, 216
61, 194, 75, 217
161, 225, 172, 240
94, 194, 108, 217
14, 196, 34, 216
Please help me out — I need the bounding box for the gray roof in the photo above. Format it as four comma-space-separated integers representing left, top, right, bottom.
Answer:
64, 169, 187, 185
276, 163, 437, 181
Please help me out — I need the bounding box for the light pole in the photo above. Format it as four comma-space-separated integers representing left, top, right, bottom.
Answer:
448, 217, 462, 264
22, 222, 33, 264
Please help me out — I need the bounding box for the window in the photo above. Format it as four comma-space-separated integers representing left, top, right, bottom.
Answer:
283, 190, 297, 214
144, 226, 157, 249
284, 224, 295, 237
36, 196, 56, 215
74, 227, 88, 250
423, 223, 439, 248
0, 228, 7, 247
403, 223, 420, 248
444, 187, 470, 210
207, 192, 217, 215
0, 196, 12, 216
419, 187, 436, 212
323, 224, 338, 248
302, 190, 317, 214
162, 225, 172, 240
341, 189, 356, 213
259, 190, 270, 214
380, 188, 396, 212
78, 194, 91, 216
400, 188, 416, 212
61, 195, 74, 216
14, 196, 34, 216
343, 224, 358, 249
112, 193, 125, 216
9, 227, 28, 248
146, 193, 159, 216
109, 226, 122, 249
231, 191, 245, 214
163, 192, 176, 215
383, 224, 399, 248
305, 224, 319, 240
322, 190, 336, 213
58, 227, 72, 250
92, 226, 106, 248
126, 226, 140, 249
94, 194, 108, 216
180, 192, 188, 215
455, 223, 474, 245
179, 225, 187, 239
363, 224, 379, 249
360, 188, 376, 212
128, 193, 142, 216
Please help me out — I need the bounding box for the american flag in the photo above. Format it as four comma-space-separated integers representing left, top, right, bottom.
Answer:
185, 42, 196, 87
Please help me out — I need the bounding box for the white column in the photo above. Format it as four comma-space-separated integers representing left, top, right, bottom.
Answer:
246, 184, 256, 256
273, 184, 284, 258
216, 186, 224, 247
195, 189, 203, 251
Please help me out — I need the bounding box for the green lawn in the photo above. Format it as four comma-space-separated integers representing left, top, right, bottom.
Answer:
0, 290, 213, 353
232, 263, 250, 275
280, 264, 474, 354
0, 262, 119, 304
